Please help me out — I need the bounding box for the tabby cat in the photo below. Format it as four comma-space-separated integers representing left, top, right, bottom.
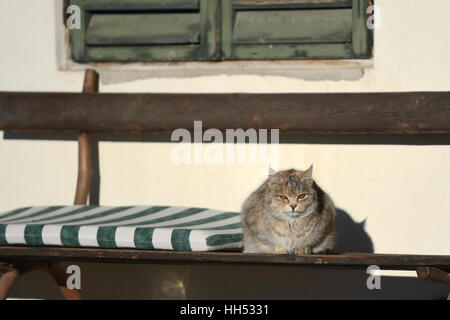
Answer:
241, 166, 336, 254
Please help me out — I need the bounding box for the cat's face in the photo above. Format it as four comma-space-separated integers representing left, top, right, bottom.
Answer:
266, 167, 317, 220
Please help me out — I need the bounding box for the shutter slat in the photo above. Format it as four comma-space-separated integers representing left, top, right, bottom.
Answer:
86, 45, 200, 62
232, 9, 352, 44
86, 13, 200, 45
232, 0, 351, 9
232, 43, 353, 60
77, 0, 199, 11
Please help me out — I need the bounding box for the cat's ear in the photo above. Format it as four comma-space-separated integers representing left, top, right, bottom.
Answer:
268, 167, 277, 176
301, 165, 313, 183
267, 167, 278, 183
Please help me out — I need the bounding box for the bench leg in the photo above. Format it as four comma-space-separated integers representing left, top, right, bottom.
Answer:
0, 262, 82, 300
0, 267, 20, 300
417, 267, 450, 300
416, 266, 450, 284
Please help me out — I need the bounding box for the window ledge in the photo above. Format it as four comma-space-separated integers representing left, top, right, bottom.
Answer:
61, 59, 372, 84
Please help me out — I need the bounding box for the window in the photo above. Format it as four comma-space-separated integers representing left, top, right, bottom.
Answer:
67, 0, 372, 62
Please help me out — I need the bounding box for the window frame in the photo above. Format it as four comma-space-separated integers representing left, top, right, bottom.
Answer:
67, 0, 372, 63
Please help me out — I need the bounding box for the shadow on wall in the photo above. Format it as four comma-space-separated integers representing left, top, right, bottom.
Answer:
335, 209, 374, 253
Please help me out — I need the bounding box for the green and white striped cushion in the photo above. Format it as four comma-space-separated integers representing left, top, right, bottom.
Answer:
0, 206, 243, 251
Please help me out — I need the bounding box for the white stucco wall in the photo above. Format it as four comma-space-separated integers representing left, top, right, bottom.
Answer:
0, 0, 448, 299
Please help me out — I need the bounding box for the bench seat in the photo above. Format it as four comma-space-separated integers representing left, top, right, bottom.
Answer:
1, 206, 448, 273
0, 206, 242, 252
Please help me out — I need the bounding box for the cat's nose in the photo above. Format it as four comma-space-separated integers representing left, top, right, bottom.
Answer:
290, 204, 297, 211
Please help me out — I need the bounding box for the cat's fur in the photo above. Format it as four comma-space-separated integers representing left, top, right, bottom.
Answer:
241, 166, 336, 254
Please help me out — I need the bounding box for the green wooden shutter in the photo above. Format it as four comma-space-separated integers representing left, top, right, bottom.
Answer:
69, 0, 220, 62
221, 0, 372, 60
68, 0, 372, 62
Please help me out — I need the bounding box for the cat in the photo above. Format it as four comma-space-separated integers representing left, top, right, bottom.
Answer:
241, 166, 336, 254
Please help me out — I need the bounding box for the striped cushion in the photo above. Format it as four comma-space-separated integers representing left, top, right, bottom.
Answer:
0, 206, 243, 251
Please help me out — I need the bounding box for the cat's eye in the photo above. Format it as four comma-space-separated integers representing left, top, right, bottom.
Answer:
279, 195, 288, 201
298, 194, 307, 200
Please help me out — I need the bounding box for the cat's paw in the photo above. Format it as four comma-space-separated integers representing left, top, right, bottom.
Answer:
293, 247, 311, 255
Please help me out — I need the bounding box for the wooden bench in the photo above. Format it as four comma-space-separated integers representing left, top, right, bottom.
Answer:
0, 70, 449, 300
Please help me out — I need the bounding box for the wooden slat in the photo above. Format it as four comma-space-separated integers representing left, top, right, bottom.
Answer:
73, 0, 200, 11
86, 13, 201, 45
1, 92, 449, 134
232, 0, 352, 9
85, 45, 202, 62
0, 247, 448, 271
232, 9, 352, 44
230, 43, 354, 59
